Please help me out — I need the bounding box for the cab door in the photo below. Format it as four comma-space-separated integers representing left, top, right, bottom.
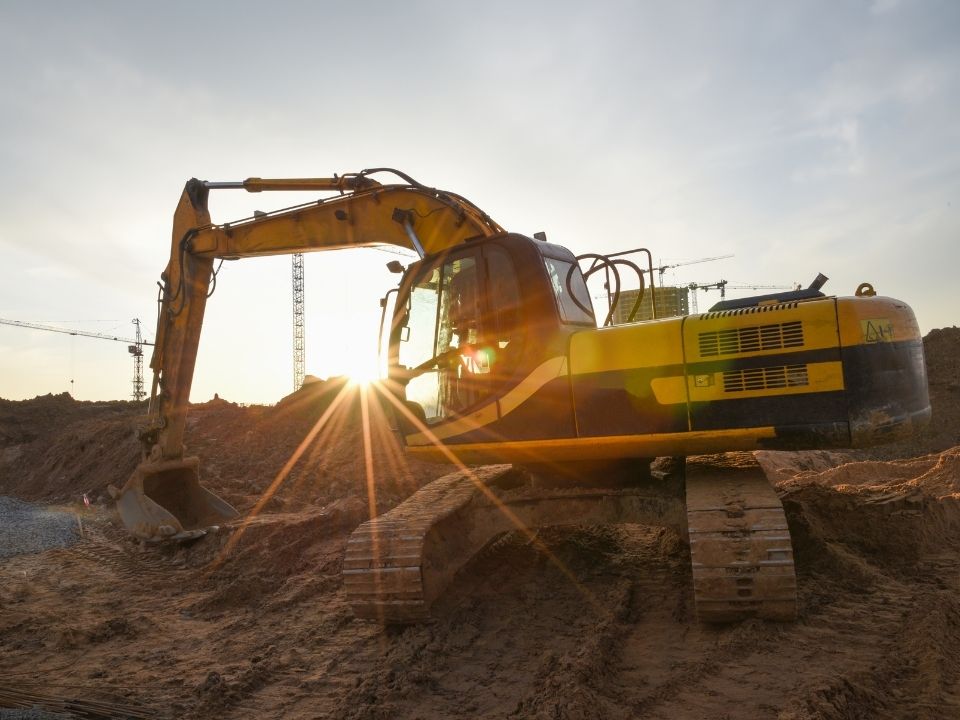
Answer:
396, 247, 491, 425
392, 238, 531, 425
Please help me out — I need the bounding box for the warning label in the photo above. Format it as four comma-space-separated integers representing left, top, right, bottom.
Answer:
861, 318, 894, 343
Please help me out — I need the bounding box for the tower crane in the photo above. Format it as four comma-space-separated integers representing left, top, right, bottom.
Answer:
589, 252, 735, 322
0, 318, 154, 400
685, 280, 794, 312
655, 254, 734, 286
292, 254, 305, 391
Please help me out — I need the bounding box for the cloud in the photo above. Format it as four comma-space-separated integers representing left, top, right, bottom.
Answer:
871, 0, 902, 15
0, 1, 957, 399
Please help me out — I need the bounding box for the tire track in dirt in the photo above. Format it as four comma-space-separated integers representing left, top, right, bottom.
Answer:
783, 557, 960, 720
311, 526, 643, 719
2, 336, 959, 719
507, 526, 687, 719
177, 487, 960, 720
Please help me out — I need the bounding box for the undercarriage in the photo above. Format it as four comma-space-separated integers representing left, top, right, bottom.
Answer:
344, 453, 797, 624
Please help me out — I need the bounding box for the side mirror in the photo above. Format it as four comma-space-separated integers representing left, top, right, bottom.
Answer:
387, 260, 405, 274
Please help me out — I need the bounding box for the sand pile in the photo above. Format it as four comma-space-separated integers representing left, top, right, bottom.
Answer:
0, 394, 142, 502
0, 379, 449, 514
181, 379, 451, 515
1, 328, 959, 718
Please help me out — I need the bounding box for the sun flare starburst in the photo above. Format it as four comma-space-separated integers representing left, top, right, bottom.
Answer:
345, 367, 382, 387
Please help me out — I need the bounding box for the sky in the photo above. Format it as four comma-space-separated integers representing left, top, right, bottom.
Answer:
0, 0, 957, 404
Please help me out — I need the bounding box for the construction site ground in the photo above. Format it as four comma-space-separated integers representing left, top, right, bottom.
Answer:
1, 327, 959, 719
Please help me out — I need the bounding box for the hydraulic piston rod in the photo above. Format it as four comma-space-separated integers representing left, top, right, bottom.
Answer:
202, 176, 380, 193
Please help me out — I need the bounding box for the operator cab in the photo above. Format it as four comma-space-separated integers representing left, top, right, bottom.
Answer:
387, 233, 594, 428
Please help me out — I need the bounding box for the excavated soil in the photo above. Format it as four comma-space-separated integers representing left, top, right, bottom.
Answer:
1, 329, 959, 718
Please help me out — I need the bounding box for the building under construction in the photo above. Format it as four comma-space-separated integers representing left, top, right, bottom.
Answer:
610, 286, 690, 324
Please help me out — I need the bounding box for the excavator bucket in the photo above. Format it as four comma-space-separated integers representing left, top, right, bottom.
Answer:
113, 457, 238, 541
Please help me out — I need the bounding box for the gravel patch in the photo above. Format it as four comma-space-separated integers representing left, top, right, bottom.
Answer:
0, 497, 79, 559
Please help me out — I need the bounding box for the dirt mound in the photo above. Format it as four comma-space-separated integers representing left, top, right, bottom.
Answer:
776, 446, 960, 496
2, 415, 140, 503
781, 446, 960, 573
1, 328, 960, 717
182, 380, 451, 515
0, 379, 450, 513
184, 496, 367, 616
0, 392, 141, 449
2, 450, 960, 717
0, 394, 142, 503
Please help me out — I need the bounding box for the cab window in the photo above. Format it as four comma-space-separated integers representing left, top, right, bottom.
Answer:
542, 256, 595, 325
399, 252, 488, 424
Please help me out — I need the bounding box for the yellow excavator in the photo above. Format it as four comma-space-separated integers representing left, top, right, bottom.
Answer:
115, 169, 930, 624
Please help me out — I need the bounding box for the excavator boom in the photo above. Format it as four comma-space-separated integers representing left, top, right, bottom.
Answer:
116, 170, 501, 540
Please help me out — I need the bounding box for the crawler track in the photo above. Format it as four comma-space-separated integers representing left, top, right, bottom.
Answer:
343, 466, 511, 623
344, 465, 687, 624
345, 454, 797, 625
685, 454, 797, 622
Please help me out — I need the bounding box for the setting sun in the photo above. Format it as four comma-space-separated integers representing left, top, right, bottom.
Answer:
344, 359, 383, 387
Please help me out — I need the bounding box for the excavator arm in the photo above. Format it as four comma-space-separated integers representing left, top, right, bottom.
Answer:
117, 169, 502, 540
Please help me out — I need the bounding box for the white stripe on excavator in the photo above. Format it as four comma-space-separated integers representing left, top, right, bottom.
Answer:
405, 356, 569, 444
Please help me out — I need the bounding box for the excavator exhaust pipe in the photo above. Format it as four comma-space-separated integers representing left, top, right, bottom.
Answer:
113, 457, 238, 541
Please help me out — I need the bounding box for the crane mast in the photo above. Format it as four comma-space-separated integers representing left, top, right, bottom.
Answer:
292, 254, 305, 391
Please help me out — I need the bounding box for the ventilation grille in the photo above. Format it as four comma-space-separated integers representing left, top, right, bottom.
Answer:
723, 364, 809, 393
699, 321, 804, 357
